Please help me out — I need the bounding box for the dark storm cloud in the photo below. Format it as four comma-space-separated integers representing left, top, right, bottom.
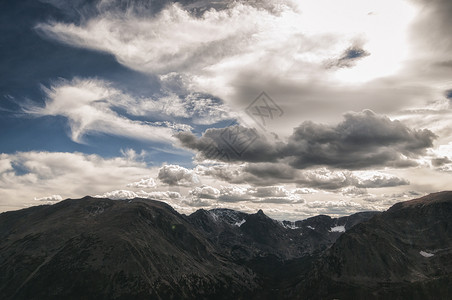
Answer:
326, 46, 371, 69
431, 157, 452, 167
295, 171, 356, 190
175, 126, 282, 163
286, 110, 436, 169
177, 110, 437, 170
436, 61, 452, 69
243, 163, 297, 181
199, 163, 298, 187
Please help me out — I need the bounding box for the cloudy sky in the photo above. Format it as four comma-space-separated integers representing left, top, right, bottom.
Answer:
1, 0, 451, 220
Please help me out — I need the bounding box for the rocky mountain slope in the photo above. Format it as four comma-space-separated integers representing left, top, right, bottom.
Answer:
1, 192, 451, 299
296, 191, 452, 299
0, 198, 256, 299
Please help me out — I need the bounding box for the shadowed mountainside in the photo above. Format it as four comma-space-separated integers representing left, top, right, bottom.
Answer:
1, 192, 452, 299
295, 191, 452, 299
0, 198, 256, 299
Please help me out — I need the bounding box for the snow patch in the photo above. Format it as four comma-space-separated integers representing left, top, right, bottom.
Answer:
420, 251, 434, 258
285, 223, 300, 230
234, 219, 246, 227
330, 225, 346, 233
210, 209, 243, 225
280, 221, 300, 230
307, 226, 315, 230
208, 211, 219, 222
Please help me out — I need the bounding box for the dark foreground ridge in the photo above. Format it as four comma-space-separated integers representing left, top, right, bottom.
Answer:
1, 192, 451, 299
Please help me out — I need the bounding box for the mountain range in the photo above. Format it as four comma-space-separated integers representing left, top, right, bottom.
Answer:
1, 192, 451, 299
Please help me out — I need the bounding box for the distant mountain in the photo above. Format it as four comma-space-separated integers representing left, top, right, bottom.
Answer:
187, 207, 379, 262
1, 192, 451, 299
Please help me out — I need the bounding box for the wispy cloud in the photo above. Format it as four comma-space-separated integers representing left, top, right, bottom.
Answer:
25, 78, 175, 143
35, 0, 423, 132
24, 78, 232, 144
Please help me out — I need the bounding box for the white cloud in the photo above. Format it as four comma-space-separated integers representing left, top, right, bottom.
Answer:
306, 200, 362, 209
31, 4, 452, 216
293, 188, 317, 194
302, 198, 381, 215
24, 78, 233, 145
157, 164, 200, 186
195, 185, 305, 204
427, 142, 452, 172
0, 158, 13, 174
95, 190, 138, 200
95, 189, 182, 201
0, 151, 157, 210
352, 171, 410, 188
26, 78, 175, 144
34, 194, 63, 203
35, 0, 427, 135
217, 186, 254, 203
142, 191, 182, 200
247, 186, 305, 204
126, 177, 157, 189
147, 93, 233, 125
36, 3, 262, 74
250, 186, 291, 198
189, 185, 220, 199
0, 153, 441, 219
199, 163, 410, 190
341, 187, 369, 197
117, 91, 233, 125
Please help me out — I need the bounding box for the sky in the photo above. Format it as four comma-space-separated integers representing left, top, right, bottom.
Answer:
1, 0, 451, 220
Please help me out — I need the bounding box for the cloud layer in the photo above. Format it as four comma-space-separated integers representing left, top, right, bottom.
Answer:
36, 0, 426, 131
3, 0, 452, 221
197, 163, 409, 190
0, 150, 154, 208
178, 110, 436, 169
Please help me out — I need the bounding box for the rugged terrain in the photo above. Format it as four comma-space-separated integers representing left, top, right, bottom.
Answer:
1, 192, 451, 299
296, 191, 452, 299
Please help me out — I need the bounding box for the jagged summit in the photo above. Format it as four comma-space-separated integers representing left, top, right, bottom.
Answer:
256, 209, 265, 216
